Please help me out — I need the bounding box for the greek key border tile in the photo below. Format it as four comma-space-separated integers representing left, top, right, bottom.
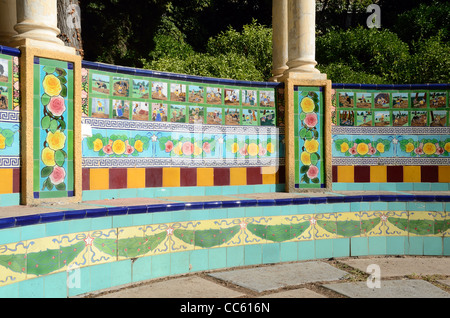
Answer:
332, 157, 450, 166
0, 110, 20, 123
82, 118, 281, 136
331, 126, 450, 135
82, 157, 285, 168
0, 156, 20, 168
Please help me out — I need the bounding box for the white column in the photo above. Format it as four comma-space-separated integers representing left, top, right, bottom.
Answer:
285, 0, 325, 79
270, 0, 288, 82
12, 0, 74, 53
0, 0, 18, 45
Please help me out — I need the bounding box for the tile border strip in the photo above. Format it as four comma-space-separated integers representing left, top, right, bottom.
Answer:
0, 194, 448, 230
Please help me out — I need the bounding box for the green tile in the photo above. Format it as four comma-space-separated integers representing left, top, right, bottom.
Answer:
424, 237, 442, 256
368, 236, 386, 255
21, 224, 46, 241
170, 251, 190, 276
151, 254, 171, 279
0, 281, 19, 298
263, 243, 280, 264
407, 236, 424, 255
386, 236, 406, 255
19, 276, 44, 298
189, 249, 209, 272
315, 239, 333, 259
89, 262, 112, 292
111, 260, 132, 287
132, 256, 152, 283
333, 238, 350, 258
351, 237, 368, 256
227, 246, 244, 268
444, 237, 450, 256
280, 241, 298, 262
209, 247, 226, 270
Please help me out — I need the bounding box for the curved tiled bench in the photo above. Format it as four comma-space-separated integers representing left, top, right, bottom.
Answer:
0, 194, 449, 298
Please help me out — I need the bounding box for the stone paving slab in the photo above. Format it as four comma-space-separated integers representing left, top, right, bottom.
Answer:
340, 257, 450, 278
258, 288, 326, 298
96, 276, 245, 298
323, 280, 450, 298
208, 261, 348, 293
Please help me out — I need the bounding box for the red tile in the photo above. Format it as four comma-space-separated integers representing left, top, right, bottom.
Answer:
247, 167, 262, 185
13, 168, 20, 193
180, 168, 197, 187
354, 166, 370, 183
421, 166, 438, 183
278, 165, 286, 184
82, 168, 90, 191
214, 168, 230, 186
387, 166, 403, 183
145, 168, 163, 188
109, 168, 127, 189
332, 165, 337, 183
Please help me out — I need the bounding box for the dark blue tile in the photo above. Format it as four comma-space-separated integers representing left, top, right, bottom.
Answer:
239, 199, 258, 207
185, 202, 204, 210
257, 199, 276, 207
361, 195, 380, 202
40, 212, 65, 223
435, 195, 450, 202
64, 210, 87, 220
343, 196, 362, 203
107, 207, 128, 216
327, 196, 346, 203
147, 204, 167, 213
0, 45, 20, 57
380, 195, 397, 202
222, 201, 241, 208
275, 198, 293, 206
166, 203, 186, 212
292, 197, 310, 205
309, 197, 327, 204
86, 208, 108, 218
396, 195, 415, 202
204, 201, 222, 209
414, 195, 435, 202
15, 215, 41, 227
127, 206, 148, 215
0, 217, 15, 229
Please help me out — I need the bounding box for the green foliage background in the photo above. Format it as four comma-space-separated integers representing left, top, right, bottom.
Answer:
80, 0, 449, 84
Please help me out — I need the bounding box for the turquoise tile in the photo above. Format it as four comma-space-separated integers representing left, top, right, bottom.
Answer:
172, 210, 190, 223
332, 203, 351, 213
262, 206, 281, 217
387, 202, 407, 211
0, 227, 21, 245
298, 240, 315, 261
362, 183, 380, 191
407, 236, 424, 255
424, 237, 442, 256
132, 213, 153, 227
89, 262, 111, 293
222, 186, 239, 195
280, 242, 298, 262
237, 185, 255, 194
82, 190, 101, 201
297, 204, 315, 215
332, 183, 347, 191
205, 186, 223, 196
112, 214, 133, 228
152, 211, 173, 224
425, 203, 444, 212
315, 239, 333, 259
444, 237, 450, 256
189, 249, 209, 272
430, 183, 448, 191
333, 238, 350, 258
377, 183, 397, 191
315, 204, 334, 213
407, 202, 426, 211
244, 244, 262, 265
0, 282, 19, 298
263, 243, 280, 264
189, 209, 208, 221
137, 188, 155, 198
228, 207, 246, 219
68, 218, 92, 234
351, 237, 368, 256
209, 247, 226, 270
370, 202, 388, 211
244, 207, 261, 218
21, 224, 46, 241
151, 254, 171, 279
91, 216, 113, 231
171, 251, 190, 275
386, 236, 406, 255
132, 256, 152, 283
350, 202, 361, 212
111, 260, 132, 287
0, 193, 20, 207
45, 221, 70, 237
210, 208, 227, 220
395, 183, 414, 191
117, 188, 138, 199
368, 236, 386, 255
413, 183, 431, 191
227, 246, 244, 268
19, 276, 44, 298
100, 189, 119, 200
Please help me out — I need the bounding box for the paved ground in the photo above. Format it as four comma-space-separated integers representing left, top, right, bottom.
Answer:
80, 256, 450, 299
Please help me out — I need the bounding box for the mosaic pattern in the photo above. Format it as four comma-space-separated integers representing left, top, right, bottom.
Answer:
294, 87, 324, 189
0, 54, 14, 111
33, 58, 74, 199
334, 89, 449, 127
0, 210, 448, 287
86, 68, 277, 127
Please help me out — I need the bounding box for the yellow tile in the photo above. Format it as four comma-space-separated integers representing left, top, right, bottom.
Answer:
0, 169, 13, 194
197, 168, 214, 187
403, 166, 421, 183
163, 168, 180, 188
261, 166, 277, 185
90, 169, 109, 190
439, 166, 450, 183
370, 166, 387, 183
127, 168, 146, 189
230, 168, 247, 186
337, 166, 354, 183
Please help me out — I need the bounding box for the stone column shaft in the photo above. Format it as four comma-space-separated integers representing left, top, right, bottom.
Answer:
270, 0, 288, 82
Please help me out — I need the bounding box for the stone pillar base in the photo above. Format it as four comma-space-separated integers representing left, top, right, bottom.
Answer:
10, 38, 76, 55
